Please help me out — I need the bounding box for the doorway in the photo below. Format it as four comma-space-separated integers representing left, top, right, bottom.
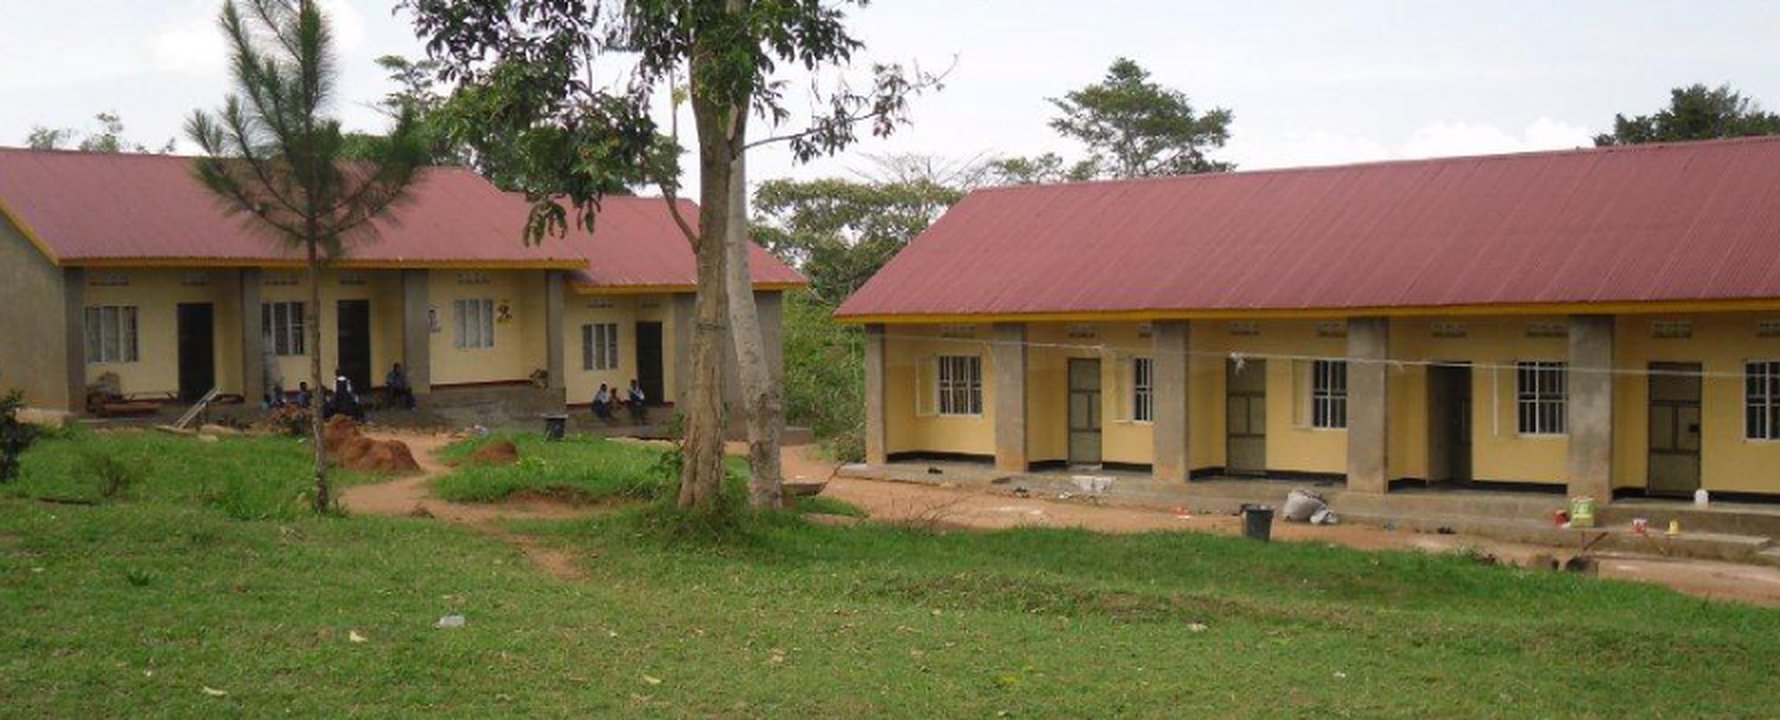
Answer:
1067, 358, 1102, 466
635, 321, 665, 404
1225, 358, 1266, 475
336, 300, 372, 394
176, 303, 215, 402
1426, 363, 1473, 483
1648, 362, 1702, 496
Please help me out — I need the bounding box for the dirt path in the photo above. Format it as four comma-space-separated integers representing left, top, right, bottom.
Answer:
339, 431, 593, 580
340, 432, 1780, 607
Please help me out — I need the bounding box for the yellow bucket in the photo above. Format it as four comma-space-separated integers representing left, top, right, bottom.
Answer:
1569, 496, 1597, 528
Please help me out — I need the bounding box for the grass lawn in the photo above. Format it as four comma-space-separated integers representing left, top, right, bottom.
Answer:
432, 433, 855, 516
4, 431, 1779, 717
0, 428, 378, 520
433, 432, 692, 504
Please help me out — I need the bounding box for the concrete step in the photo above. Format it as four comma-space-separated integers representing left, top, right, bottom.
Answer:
1341, 511, 1772, 562
1757, 547, 1780, 569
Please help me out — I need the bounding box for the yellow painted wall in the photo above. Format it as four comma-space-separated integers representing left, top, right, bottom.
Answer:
1614, 312, 1780, 494
82, 269, 244, 397
1023, 323, 1152, 464
259, 269, 403, 391
1193, 320, 1349, 474
560, 293, 674, 405
882, 324, 996, 456
873, 313, 1780, 494
427, 270, 542, 385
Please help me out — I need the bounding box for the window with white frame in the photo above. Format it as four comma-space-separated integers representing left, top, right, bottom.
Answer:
261, 302, 306, 356
1747, 361, 1780, 440
1132, 357, 1154, 422
83, 306, 138, 363
454, 298, 495, 349
582, 323, 619, 370
1516, 361, 1567, 435
1311, 360, 1348, 429
936, 355, 983, 416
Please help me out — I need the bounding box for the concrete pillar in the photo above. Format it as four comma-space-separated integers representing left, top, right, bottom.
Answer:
1567, 314, 1615, 502
671, 293, 694, 406
240, 269, 263, 404
1346, 317, 1390, 494
864, 323, 888, 466
62, 267, 85, 414
400, 269, 431, 398
757, 291, 785, 384
544, 270, 566, 393
1152, 320, 1192, 483
992, 322, 1028, 473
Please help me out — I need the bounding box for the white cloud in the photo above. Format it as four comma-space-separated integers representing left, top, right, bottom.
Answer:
1228, 117, 1595, 171
1399, 118, 1592, 159
147, 0, 366, 77
1224, 130, 1393, 170
148, 13, 227, 77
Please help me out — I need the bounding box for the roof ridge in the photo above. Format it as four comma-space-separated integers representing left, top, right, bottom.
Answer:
0, 144, 485, 174
971, 134, 1780, 195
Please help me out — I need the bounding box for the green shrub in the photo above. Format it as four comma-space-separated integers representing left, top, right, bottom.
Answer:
781, 291, 865, 461
0, 389, 40, 482
81, 449, 145, 500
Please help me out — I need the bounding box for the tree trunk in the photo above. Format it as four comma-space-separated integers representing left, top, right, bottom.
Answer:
675, 91, 735, 511
306, 240, 329, 513
724, 143, 785, 510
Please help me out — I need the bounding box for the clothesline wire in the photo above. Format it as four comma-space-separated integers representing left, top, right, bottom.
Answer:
872, 331, 1768, 381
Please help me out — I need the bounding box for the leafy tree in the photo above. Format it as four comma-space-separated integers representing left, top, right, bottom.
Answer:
340, 55, 480, 168
986, 151, 1095, 186
995, 57, 1232, 183
754, 154, 972, 303
186, 0, 426, 513
406, 0, 936, 511
25, 112, 174, 153
25, 127, 73, 150
1594, 83, 1780, 146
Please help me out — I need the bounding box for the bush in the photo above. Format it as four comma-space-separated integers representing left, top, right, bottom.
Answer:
264, 404, 313, 437
781, 291, 865, 461
0, 389, 40, 482
81, 449, 145, 500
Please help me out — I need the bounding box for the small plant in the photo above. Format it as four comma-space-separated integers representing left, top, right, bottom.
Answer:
0, 389, 41, 482
264, 405, 313, 438
81, 449, 144, 500
124, 568, 154, 587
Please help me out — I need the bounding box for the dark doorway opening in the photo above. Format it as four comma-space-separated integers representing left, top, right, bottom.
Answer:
336, 299, 372, 394
635, 321, 665, 404
176, 303, 216, 403
1067, 358, 1102, 466
1226, 358, 1267, 475
1427, 363, 1473, 483
1648, 362, 1702, 496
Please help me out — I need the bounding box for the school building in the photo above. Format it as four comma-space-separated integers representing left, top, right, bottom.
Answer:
0, 147, 802, 417
837, 136, 1780, 502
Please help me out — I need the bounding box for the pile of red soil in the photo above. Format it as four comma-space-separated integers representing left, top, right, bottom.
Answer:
467, 440, 520, 465
322, 416, 421, 473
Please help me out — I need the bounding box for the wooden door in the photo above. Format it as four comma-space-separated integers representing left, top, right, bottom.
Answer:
1067, 358, 1102, 466
1648, 362, 1702, 495
1226, 359, 1266, 475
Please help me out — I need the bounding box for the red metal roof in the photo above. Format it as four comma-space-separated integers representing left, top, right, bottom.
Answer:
0, 146, 803, 289
836, 136, 1780, 319
558, 196, 805, 290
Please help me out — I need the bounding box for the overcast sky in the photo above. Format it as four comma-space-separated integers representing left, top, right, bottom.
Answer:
6, 0, 1780, 196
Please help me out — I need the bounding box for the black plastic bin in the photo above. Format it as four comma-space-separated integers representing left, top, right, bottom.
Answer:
1240, 504, 1274, 542
542, 414, 568, 441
